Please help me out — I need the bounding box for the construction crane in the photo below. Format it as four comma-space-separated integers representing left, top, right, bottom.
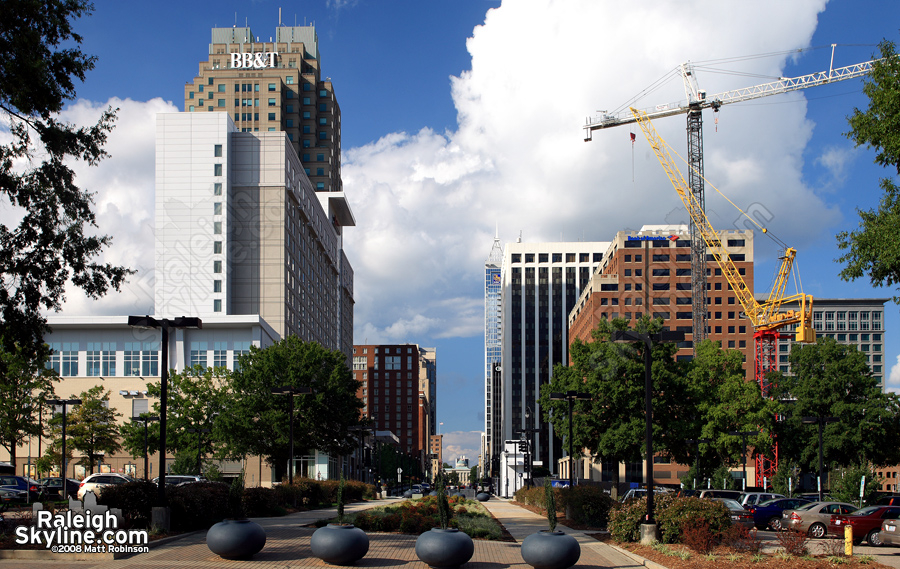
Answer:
632, 106, 815, 486
584, 45, 875, 350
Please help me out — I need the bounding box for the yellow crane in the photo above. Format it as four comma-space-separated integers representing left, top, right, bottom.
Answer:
584, 46, 875, 348
631, 106, 815, 485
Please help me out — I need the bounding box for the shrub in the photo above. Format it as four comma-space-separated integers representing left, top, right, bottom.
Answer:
608, 498, 648, 542
723, 524, 762, 553
558, 485, 616, 528
682, 520, 716, 553
654, 496, 731, 545
167, 481, 231, 531
97, 481, 156, 529
775, 529, 809, 556
242, 487, 280, 517
456, 514, 501, 540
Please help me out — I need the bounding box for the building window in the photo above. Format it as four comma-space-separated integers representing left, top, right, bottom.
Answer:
214, 164, 222, 176
213, 202, 222, 215
214, 222, 222, 234
213, 299, 222, 312
190, 342, 208, 369
141, 343, 159, 376
213, 241, 222, 254
124, 343, 141, 376
213, 280, 222, 293
214, 183, 222, 196
214, 260, 222, 273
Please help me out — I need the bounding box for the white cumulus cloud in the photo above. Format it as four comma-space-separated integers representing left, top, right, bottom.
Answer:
888, 354, 900, 395
55, 0, 844, 355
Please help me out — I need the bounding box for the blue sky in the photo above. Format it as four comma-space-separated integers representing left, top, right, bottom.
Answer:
47, 0, 900, 463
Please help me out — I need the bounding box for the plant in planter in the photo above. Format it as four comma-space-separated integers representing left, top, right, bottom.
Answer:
520, 478, 580, 569
415, 473, 474, 568
311, 472, 370, 565
206, 473, 267, 560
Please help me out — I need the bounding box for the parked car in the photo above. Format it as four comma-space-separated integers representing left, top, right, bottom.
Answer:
748, 497, 812, 531
697, 489, 743, 500
151, 475, 205, 487
829, 505, 900, 546
712, 497, 755, 528
0, 475, 46, 501
784, 501, 857, 538
0, 487, 25, 511
876, 495, 900, 506
878, 517, 900, 546
38, 477, 81, 500
620, 487, 672, 503
77, 473, 136, 500
739, 492, 785, 508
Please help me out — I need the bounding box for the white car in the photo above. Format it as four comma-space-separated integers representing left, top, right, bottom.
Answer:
76, 473, 136, 500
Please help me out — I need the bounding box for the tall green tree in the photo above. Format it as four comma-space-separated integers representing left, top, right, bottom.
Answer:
771, 337, 900, 470
688, 339, 777, 476
540, 317, 687, 486
838, 39, 900, 301
0, 342, 57, 468
0, 0, 132, 355
118, 365, 227, 468
219, 337, 364, 480
64, 386, 122, 474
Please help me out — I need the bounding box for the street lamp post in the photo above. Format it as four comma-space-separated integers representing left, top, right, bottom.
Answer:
802, 416, 838, 501
271, 386, 311, 485
728, 430, 760, 491
186, 427, 210, 475
610, 329, 684, 543
128, 315, 202, 505
47, 399, 82, 479
549, 391, 591, 489
132, 415, 160, 480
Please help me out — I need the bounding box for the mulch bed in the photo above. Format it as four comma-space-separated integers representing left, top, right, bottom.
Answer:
619, 542, 895, 569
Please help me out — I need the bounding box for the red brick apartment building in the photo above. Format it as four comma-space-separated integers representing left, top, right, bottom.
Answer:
569, 226, 756, 365
353, 344, 432, 471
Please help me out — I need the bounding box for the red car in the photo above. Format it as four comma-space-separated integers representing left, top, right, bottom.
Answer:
829, 505, 900, 546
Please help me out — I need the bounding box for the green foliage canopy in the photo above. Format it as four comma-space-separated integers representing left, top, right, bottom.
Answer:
771, 337, 900, 469
218, 337, 364, 477
0, 0, 132, 354
838, 39, 900, 302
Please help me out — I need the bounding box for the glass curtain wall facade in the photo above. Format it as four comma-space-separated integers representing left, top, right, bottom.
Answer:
485, 234, 503, 469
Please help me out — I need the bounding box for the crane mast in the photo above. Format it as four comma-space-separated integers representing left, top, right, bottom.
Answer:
584, 46, 875, 352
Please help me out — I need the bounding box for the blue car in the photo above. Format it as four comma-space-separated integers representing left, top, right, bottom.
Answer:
749, 497, 812, 530
0, 475, 45, 501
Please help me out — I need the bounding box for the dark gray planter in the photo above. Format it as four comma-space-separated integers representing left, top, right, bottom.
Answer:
521, 530, 581, 569
206, 519, 266, 560
475, 492, 490, 502
415, 527, 474, 568
311, 523, 370, 565
403, 490, 414, 498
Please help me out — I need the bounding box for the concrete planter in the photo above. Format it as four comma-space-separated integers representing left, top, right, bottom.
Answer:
415, 528, 474, 568
206, 519, 266, 560
475, 492, 490, 502
521, 530, 581, 569
311, 523, 370, 565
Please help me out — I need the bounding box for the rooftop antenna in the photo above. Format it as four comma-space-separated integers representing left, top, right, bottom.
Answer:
234, 12, 237, 26
279, 7, 282, 26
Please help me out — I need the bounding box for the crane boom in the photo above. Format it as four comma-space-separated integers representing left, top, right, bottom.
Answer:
630, 107, 815, 339
583, 56, 875, 139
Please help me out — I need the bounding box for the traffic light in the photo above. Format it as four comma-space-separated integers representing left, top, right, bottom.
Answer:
518, 440, 528, 452
524, 451, 532, 471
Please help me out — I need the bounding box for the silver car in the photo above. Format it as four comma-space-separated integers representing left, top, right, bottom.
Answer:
784, 501, 857, 538
879, 517, 900, 546
713, 497, 755, 528
739, 492, 784, 508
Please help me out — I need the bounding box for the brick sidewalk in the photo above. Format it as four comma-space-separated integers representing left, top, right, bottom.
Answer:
0, 496, 648, 569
